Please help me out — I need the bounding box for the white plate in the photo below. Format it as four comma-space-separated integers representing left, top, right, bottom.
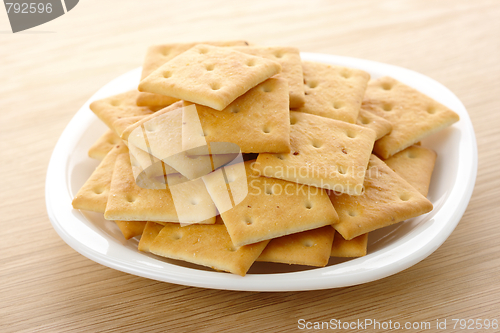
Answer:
46, 53, 477, 291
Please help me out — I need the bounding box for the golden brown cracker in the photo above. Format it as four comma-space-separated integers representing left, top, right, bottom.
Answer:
293, 61, 370, 123
356, 107, 392, 140
363, 76, 459, 158
384, 145, 437, 196
232, 46, 304, 108
90, 90, 160, 130
257, 226, 335, 267
88, 130, 121, 160
115, 221, 147, 240
104, 154, 216, 224
255, 111, 376, 195
72, 144, 128, 213
208, 161, 339, 247
329, 155, 433, 240
149, 221, 269, 276
138, 44, 282, 110
330, 232, 368, 257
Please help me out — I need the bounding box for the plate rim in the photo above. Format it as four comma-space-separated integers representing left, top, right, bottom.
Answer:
45, 53, 478, 291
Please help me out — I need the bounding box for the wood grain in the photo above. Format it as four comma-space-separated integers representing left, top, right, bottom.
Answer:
1, 1, 499, 332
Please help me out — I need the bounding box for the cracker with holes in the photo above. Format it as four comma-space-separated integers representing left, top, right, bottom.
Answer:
149, 220, 269, 276
384, 145, 437, 197
138, 222, 164, 252
330, 232, 368, 257
123, 103, 240, 180
257, 226, 335, 267
88, 130, 122, 160
255, 111, 376, 195
356, 108, 392, 140
329, 155, 433, 240
292, 61, 370, 123
138, 40, 249, 107
141, 40, 250, 80
115, 221, 147, 240
90, 90, 161, 131
104, 154, 216, 224
363, 76, 459, 159
138, 44, 282, 111
232, 46, 305, 108
183, 77, 291, 154
205, 161, 338, 247
72, 144, 128, 213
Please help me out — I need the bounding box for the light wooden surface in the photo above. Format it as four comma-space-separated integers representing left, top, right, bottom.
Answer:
1, 1, 499, 332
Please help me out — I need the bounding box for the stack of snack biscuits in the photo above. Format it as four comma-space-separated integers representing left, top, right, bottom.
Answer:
73, 40, 459, 276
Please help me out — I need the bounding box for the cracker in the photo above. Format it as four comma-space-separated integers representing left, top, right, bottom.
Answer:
141, 40, 250, 80
138, 222, 164, 252
72, 144, 128, 213
330, 232, 368, 257
89, 90, 160, 130
293, 61, 370, 123
88, 130, 121, 160
363, 76, 460, 158
128, 144, 177, 180
104, 154, 216, 224
136, 92, 179, 108
183, 77, 291, 154
356, 107, 392, 140
149, 220, 269, 276
112, 116, 147, 137
138, 44, 282, 111
115, 221, 147, 240
384, 145, 437, 196
329, 155, 433, 240
124, 103, 244, 179
255, 111, 376, 195
232, 46, 304, 108
206, 161, 338, 247
257, 226, 335, 267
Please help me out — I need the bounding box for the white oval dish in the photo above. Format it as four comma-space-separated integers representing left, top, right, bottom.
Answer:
46, 53, 477, 291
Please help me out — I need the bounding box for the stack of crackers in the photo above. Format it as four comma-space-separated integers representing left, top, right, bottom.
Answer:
73, 40, 460, 276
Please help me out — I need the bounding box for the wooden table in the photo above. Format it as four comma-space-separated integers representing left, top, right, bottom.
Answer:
1, 1, 499, 332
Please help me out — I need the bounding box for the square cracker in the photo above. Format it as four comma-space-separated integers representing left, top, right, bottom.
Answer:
89, 90, 160, 130
115, 221, 147, 240
149, 220, 269, 276
329, 155, 433, 240
183, 77, 291, 154
72, 144, 128, 213
292, 61, 370, 123
138, 222, 164, 252
231, 46, 305, 108
330, 232, 368, 257
138, 44, 282, 111
356, 107, 392, 140
363, 76, 460, 159
123, 103, 240, 179
104, 154, 216, 224
88, 130, 121, 160
137, 40, 249, 107
257, 226, 335, 267
383, 145, 437, 197
255, 111, 376, 195
206, 161, 339, 247
141, 40, 250, 80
